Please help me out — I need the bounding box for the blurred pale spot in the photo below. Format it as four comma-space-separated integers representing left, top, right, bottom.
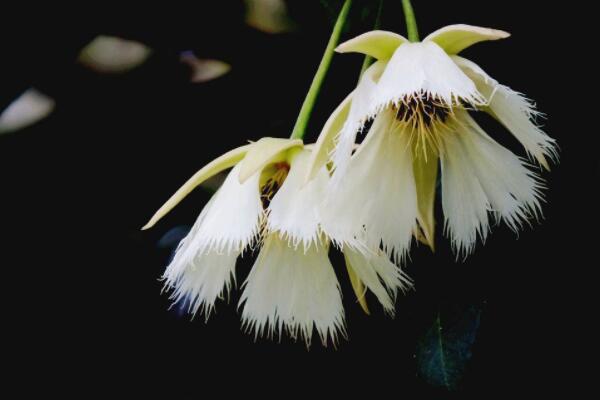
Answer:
0, 89, 55, 134
79, 35, 151, 73
245, 0, 295, 33
180, 52, 231, 83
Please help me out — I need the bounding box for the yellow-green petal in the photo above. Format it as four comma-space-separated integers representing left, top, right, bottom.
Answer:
304, 93, 352, 183
423, 24, 510, 54
335, 30, 407, 60
142, 144, 251, 230
238, 137, 303, 183
344, 252, 370, 315
413, 145, 439, 251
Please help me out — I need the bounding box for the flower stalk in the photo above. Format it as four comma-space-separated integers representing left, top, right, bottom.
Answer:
401, 0, 419, 42
290, 0, 352, 140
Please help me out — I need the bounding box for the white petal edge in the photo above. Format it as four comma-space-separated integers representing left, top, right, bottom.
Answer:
190, 163, 263, 254
453, 55, 558, 169
239, 235, 345, 347
322, 109, 419, 264
440, 124, 490, 258
373, 42, 486, 115
440, 111, 544, 258
267, 149, 329, 250
423, 24, 510, 54
162, 197, 239, 320
336, 30, 408, 60
456, 112, 544, 231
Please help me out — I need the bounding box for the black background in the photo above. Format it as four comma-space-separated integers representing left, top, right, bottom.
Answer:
0, 0, 593, 396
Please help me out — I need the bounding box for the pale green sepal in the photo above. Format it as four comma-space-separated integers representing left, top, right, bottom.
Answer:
238, 137, 303, 183
335, 30, 408, 60
142, 144, 251, 230
413, 144, 439, 251
304, 93, 352, 183
344, 252, 370, 315
423, 24, 510, 54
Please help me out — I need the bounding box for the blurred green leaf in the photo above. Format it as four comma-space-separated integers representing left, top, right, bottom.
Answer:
416, 302, 482, 391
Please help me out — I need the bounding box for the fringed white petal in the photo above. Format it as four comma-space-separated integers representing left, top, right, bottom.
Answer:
374, 42, 486, 113
322, 109, 419, 264
440, 111, 544, 257
423, 24, 510, 55
343, 247, 412, 315
192, 163, 263, 254
440, 121, 489, 257
162, 198, 239, 320
453, 56, 558, 169
267, 150, 329, 250
239, 235, 345, 347
456, 112, 544, 230
331, 61, 386, 180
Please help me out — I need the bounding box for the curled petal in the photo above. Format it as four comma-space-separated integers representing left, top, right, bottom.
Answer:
423, 24, 510, 54
345, 259, 370, 315
344, 248, 412, 315
413, 143, 439, 251
336, 30, 408, 60
142, 144, 251, 229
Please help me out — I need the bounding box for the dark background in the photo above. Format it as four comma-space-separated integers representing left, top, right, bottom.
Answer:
0, 0, 593, 396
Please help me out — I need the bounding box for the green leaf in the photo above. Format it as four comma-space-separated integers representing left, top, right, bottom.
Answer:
416, 302, 482, 391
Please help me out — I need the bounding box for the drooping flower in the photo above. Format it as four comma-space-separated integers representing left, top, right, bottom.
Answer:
143, 137, 411, 346
308, 24, 557, 259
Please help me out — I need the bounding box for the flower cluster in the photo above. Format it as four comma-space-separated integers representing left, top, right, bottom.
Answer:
144, 138, 410, 346
144, 24, 556, 346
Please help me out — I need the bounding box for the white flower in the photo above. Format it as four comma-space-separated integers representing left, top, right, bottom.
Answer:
144, 137, 302, 320
308, 24, 557, 259
143, 138, 411, 346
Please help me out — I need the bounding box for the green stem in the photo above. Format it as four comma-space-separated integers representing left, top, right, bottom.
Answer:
359, 0, 384, 76
290, 0, 352, 140
401, 0, 419, 42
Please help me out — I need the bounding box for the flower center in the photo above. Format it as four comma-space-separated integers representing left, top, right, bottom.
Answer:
260, 162, 289, 209
393, 96, 451, 127
388, 96, 462, 157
